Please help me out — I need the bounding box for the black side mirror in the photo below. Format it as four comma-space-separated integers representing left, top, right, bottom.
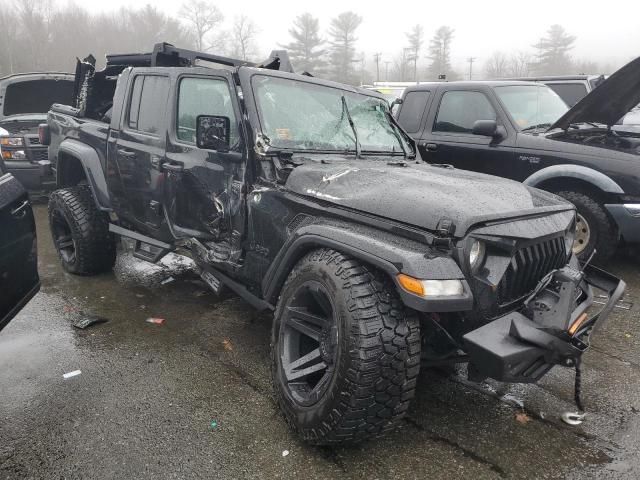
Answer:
472, 119, 499, 137
196, 115, 231, 152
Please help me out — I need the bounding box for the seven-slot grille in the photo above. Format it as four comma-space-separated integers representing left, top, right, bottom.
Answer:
29, 149, 49, 162
497, 236, 567, 306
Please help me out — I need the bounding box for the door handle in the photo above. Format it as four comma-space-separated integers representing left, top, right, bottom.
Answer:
425, 143, 438, 152
10, 199, 29, 219
161, 161, 184, 173
117, 148, 136, 158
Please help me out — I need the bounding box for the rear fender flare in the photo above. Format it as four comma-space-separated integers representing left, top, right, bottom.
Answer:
57, 139, 111, 211
523, 165, 624, 194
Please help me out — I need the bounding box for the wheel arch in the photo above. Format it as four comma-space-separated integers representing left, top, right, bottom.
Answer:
524, 165, 624, 202
261, 223, 472, 312
56, 139, 112, 211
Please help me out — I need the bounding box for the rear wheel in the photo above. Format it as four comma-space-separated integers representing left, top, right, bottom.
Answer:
48, 186, 116, 275
557, 190, 618, 263
271, 248, 421, 445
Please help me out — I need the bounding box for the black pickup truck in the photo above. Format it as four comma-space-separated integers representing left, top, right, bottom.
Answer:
0, 73, 74, 193
395, 58, 640, 262
42, 43, 624, 444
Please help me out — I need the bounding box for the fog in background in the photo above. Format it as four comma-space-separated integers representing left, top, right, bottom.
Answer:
1, 0, 638, 84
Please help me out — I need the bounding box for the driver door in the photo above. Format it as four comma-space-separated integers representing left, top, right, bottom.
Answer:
420, 89, 516, 177
163, 70, 246, 263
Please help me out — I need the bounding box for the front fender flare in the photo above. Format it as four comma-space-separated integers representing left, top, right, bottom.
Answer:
523, 164, 624, 194
262, 223, 473, 312
57, 139, 111, 211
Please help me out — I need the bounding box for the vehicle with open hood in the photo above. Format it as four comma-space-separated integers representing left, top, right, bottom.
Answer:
395, 57, 640, 263
41, 43, 624, 444
0, 73, 74, 193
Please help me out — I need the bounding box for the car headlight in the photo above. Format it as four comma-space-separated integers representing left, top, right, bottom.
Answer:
469, 240, 486, 271
0, 137, 24, 147
1, 149, 26, 160
397, 274, 464, 297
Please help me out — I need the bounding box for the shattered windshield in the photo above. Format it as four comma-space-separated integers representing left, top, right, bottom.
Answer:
252, 75, 413, 155
494, 85, 569, 131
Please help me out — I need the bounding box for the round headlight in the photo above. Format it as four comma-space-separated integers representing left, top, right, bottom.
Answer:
469, 240, 485, 271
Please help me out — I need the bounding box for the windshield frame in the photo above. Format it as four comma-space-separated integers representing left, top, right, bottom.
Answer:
492, 84, 569, 133
246, 70, 416, 157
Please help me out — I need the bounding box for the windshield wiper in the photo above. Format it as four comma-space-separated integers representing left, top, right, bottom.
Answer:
384, 111, 409, 159
521, 123, 552, 132
341, 95, 361, 158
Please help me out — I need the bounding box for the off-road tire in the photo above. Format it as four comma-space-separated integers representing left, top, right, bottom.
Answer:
48, 186, 116, 275
557, 190, 618, 263
271, 248, 421, 445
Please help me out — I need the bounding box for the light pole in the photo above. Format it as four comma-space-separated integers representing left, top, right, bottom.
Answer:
373, 53, 382, 82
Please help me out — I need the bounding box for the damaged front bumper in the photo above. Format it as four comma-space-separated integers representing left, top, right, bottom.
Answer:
463, 264, 625, 384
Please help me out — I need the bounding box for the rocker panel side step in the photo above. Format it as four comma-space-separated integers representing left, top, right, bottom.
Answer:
109, 224, 172, 262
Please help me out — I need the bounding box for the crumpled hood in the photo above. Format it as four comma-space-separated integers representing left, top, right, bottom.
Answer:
285, 160, 572, 237
550, 56, 640, 129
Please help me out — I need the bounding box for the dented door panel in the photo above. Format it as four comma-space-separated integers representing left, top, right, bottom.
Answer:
164, 70, 248, 261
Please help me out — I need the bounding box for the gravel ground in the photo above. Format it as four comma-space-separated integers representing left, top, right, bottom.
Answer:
1, 204, 639, 479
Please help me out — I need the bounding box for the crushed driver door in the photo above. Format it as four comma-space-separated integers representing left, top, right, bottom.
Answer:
163, 69, 247, 264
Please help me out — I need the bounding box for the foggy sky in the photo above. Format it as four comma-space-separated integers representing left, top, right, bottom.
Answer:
62, 0, 640, 73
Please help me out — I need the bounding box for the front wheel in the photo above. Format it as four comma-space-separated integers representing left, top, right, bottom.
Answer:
271, 248, 421, 445
557, 190, 619, 263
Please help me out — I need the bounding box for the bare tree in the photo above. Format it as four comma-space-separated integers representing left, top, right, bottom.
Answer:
16, 0, 54, 70
230, 15, 258, 61
405, 25, 424, 81
127, 5, 191, 52
281, 13, 327, 74
0, 7, 19, 74
179, 0, 223, 52
484, 51, 509, 78
328, 11, 363, 84
508, 51, 533, 77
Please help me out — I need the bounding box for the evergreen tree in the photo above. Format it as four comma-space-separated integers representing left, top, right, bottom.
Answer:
533, 25, 576, 75
426, 26, 456, 80
327, 11, 362, 85
405, 25, 424, 81
281, 13, 326, 74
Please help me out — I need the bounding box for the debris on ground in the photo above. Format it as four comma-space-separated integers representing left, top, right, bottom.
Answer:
63, 370, 82, 379
73, 314, 109, 330
222, 338, 233, 352
145, 318, 165, 325
514, 411, 532, 424
561, 411, 586, 426
161, 276, 175, 285
282, 450, 290, 457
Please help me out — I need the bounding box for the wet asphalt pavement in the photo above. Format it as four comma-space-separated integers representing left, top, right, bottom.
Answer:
1, 205, 639, 479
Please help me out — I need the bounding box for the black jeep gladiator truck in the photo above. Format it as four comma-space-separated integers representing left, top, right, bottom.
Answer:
0, 72, 74, 193
42, 43, 624, 444
395, 58, 640, 263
